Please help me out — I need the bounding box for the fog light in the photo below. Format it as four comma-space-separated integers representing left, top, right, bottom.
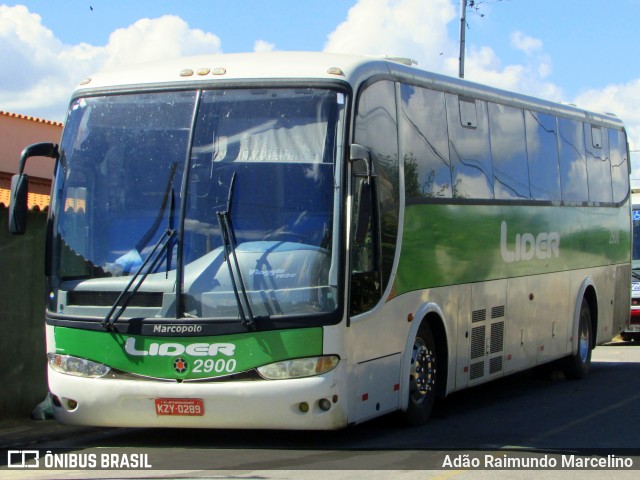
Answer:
299, 402, 309, 413
318, 398, 331, 411
67, 399, 78, 410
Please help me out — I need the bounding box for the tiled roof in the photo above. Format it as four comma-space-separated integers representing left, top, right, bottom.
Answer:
0, 187, 50, 211
0, 110, 63, 127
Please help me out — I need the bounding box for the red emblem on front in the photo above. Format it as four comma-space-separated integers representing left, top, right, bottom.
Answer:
173, 357, 188, 373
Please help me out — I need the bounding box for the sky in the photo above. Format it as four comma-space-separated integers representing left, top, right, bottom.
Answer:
2, 0, 640, 182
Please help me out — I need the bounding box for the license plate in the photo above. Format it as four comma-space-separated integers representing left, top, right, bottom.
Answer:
155, 398, 204, 416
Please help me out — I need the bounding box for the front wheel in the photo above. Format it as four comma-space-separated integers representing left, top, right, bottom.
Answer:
404, 325, 438, 426
562, 298, 592, 379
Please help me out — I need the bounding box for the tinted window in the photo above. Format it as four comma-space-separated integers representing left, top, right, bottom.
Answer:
489, 103, 530, 200
400, 85, 451, 198
584, 124, 613, 203
525, 110, 561, 201
354, 80, 400, 300
558, 118, 588, 203
446, 94, 494, 199
609, 128, 630, 203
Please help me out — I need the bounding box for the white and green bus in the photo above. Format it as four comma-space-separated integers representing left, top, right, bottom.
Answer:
10, 52, 631, 429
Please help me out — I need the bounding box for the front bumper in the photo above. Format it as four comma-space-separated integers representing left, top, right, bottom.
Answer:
48, 365, 347, 430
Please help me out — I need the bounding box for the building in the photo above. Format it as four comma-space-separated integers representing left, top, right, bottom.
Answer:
0, 111, 63, 210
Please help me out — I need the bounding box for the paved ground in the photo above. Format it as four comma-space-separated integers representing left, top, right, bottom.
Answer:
0, 418, 106, 450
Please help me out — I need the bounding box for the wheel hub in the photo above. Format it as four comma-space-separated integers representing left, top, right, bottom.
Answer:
409, 337, 436, 404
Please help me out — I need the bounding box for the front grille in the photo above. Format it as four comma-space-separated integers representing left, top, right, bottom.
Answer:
67, 291, 164, 307
107, 369, 262, 383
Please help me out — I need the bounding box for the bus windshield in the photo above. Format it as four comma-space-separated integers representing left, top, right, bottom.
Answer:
51, 87, 345, 321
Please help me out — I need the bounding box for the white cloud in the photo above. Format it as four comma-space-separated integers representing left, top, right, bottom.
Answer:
460, 45, 562, 101
324, 0, 457, 73
101, 16, 221, 70
0, 6, 221, 121
511, 31, 543, 55
253, 39, 276, 53
0, 5, 67, 109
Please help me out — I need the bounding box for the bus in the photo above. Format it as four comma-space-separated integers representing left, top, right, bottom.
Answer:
9, 52, 631, 429
627, 189, 640, 341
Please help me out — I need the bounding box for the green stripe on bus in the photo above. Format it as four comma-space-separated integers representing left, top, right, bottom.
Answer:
53, 326, 323, 380
394, 203, 630, 295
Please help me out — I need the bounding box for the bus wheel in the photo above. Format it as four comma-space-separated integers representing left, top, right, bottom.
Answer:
563, 298, 592, 380
404, 325, 437, 426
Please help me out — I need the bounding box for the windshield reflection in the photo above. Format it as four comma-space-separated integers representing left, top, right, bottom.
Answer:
51, 88, 344, 321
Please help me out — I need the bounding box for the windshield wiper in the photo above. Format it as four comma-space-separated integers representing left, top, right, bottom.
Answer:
102, 228, 176, 330
632, 269, 640, 281
216, 172, 256, 330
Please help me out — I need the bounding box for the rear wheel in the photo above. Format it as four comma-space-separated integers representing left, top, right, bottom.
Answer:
563, 298, 592, 379
404, 325, 438, 426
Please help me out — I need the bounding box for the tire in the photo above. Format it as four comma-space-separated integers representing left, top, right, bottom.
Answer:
404, 325, 438, 426
563, 298, 592, 380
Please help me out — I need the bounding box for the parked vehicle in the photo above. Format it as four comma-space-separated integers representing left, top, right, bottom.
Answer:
625, 190, 640, 341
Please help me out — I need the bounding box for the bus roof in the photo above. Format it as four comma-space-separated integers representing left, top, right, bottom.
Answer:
74, 51, 624, 130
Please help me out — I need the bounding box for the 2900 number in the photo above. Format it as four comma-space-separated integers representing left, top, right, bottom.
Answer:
192, 358, 237, 374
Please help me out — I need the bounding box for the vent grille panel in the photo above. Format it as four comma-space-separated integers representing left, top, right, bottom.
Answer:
470, 362, 484, 380
490, 321, 505, 354
489, 356, 503, 374
470, 326, 485, 360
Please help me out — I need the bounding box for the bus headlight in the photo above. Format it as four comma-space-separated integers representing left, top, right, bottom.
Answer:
48, 353, 111, 378
257, 355, 339, 380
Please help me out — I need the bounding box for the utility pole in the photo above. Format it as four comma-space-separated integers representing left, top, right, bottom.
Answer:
459, 0, 467, 79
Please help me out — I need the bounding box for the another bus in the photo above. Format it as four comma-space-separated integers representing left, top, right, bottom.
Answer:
626, 189, 640, 341
9, 52, 631, 429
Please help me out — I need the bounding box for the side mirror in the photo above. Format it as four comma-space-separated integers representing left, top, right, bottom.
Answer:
8, 142, 59, 235
350, 143, 376, 181
9, 174, 29, 234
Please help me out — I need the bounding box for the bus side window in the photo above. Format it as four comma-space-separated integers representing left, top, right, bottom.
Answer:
400, 84, 451, 199
525, 110, 561, 201
351, 80, 399, 315
558, 117, 588, 203
488, 103, 529, 200
446, 94, 494, 199
584, 124, 613, 204
609, 129, 629, 204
